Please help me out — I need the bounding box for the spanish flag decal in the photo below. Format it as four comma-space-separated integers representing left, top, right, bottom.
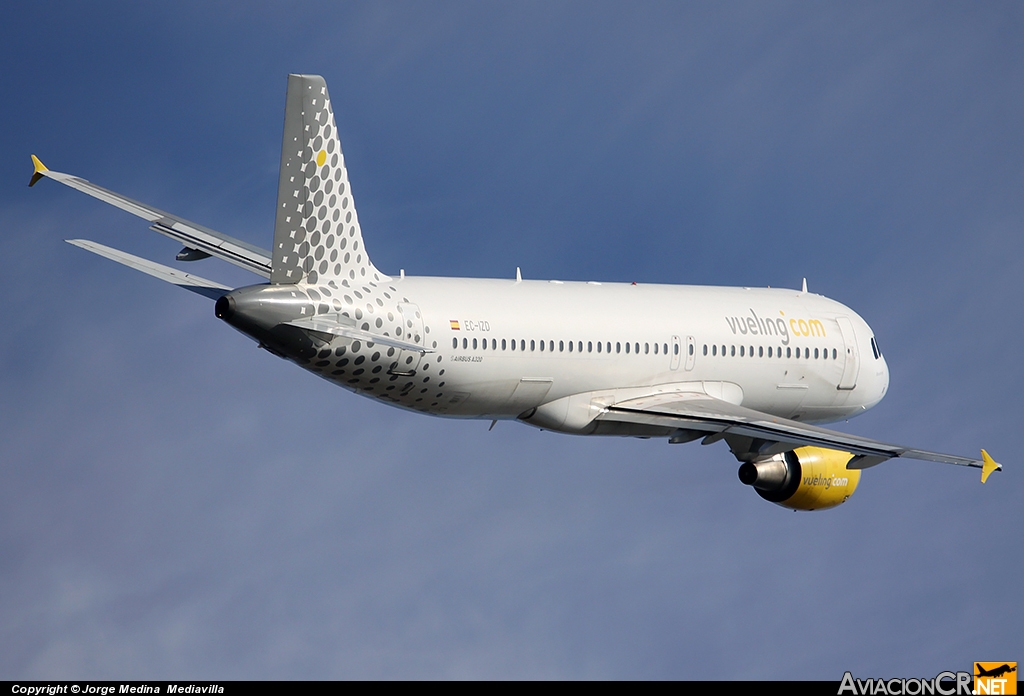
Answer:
450, 320, 461, 330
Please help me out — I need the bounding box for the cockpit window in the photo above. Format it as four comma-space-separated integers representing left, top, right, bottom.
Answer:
870, 337, 881, 360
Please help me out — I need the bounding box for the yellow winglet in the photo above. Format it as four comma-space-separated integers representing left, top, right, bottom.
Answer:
29, 154, 48, 187
980, 449, 1001, 484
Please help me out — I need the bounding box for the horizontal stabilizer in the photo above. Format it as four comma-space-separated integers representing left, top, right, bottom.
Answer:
31, 157, 272, 277
283, 316, 432, 354
67, 239, 233, 300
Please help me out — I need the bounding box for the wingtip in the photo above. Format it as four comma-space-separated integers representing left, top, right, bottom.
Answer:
29, 154, 48, 187
980, 449, 1001, 484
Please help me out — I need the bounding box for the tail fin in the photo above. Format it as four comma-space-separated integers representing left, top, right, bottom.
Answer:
271, 74, 387, 285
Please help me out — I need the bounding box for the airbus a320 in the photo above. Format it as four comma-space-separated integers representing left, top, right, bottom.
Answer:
30, 74, 1001, 511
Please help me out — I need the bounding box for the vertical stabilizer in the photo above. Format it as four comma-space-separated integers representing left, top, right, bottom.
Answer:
271, 74, 387, 285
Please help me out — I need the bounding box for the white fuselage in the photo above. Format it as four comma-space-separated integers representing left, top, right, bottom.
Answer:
333, 276, 890, 430
40, 70, 993, 484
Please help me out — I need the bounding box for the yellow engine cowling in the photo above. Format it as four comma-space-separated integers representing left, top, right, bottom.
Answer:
737, 446, 861, 511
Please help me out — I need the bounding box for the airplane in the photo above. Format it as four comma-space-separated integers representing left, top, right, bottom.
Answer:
975, 664, 1017, 679
29, 73, 1001, 511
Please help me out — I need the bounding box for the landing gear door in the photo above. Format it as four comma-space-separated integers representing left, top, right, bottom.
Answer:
836, 316, 859, 390
388, 303, 424, 376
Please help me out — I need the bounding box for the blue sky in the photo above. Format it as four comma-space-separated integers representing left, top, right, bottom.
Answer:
1, 2, 1021, 679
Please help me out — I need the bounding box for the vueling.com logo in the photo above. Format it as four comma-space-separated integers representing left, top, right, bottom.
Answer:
724, 309, 826, 346
804, 473, 849, 491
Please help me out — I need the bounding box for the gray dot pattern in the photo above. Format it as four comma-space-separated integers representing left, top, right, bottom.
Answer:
292, 282, 442, 411
271, 74, 386, 286
269, 77, 445, 410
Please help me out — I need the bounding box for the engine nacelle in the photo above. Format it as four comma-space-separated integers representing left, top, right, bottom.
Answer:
737, 446, 861, 511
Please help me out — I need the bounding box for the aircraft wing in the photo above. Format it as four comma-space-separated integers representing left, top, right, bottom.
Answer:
596, 391, 1001, 481
30, 156, 272, 277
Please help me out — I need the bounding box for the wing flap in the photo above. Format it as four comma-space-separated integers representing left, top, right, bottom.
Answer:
67, 239, 233, 300
600, 391, 995, 471
149, 219, 270, 278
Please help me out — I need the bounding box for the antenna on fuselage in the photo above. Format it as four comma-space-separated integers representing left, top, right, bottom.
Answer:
516, 267, 522, 283
801, 277, 808, 294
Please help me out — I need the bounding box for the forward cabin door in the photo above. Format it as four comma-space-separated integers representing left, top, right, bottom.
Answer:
388, 303, 424, 376
835, 316, 859, 390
